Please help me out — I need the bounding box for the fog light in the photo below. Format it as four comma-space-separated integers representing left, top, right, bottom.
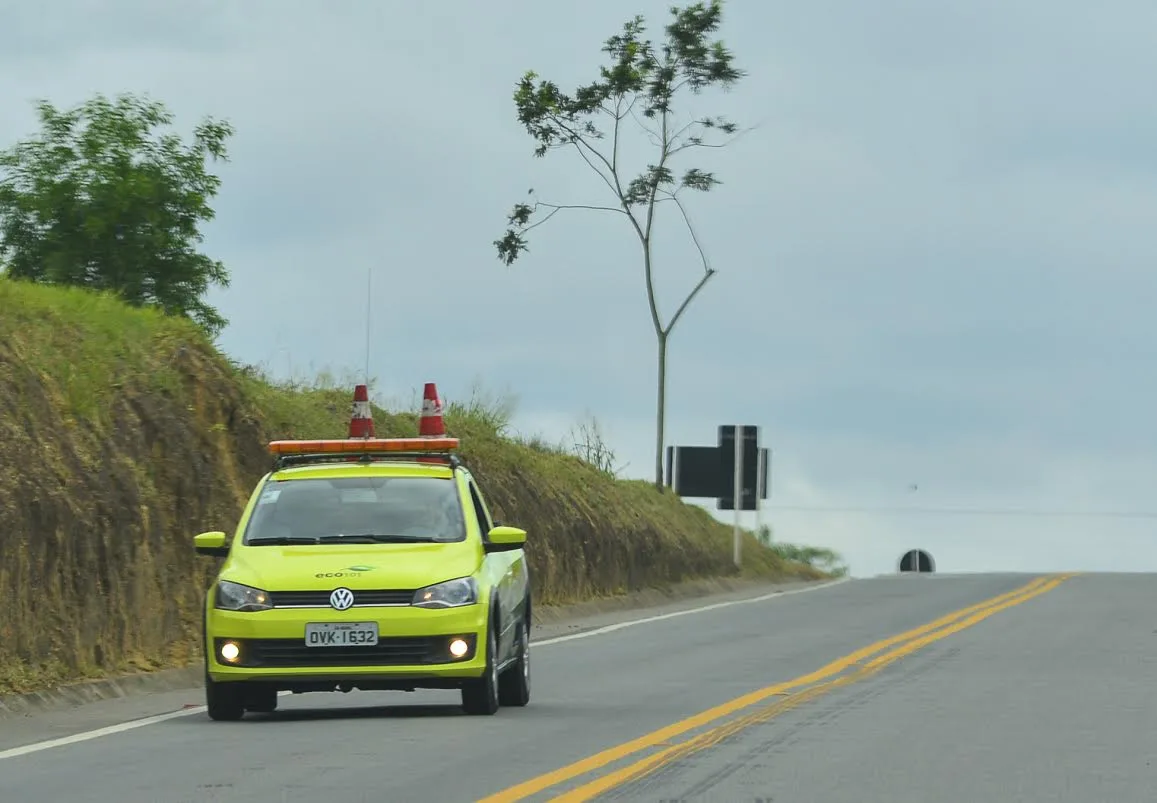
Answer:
220, 641, 241, 663
448, 638, 469, 658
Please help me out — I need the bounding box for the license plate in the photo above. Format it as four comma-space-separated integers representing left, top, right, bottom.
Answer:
304, 622, 379, 647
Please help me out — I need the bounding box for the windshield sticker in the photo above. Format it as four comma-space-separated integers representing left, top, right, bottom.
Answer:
257, 488, 281, 504
340, 489, 379, 504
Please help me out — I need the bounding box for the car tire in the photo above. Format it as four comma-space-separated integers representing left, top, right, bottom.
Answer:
498, 618, 531, 707
461, 624, 500, 716
205, 674, 246, 722
245, 684, 279, 714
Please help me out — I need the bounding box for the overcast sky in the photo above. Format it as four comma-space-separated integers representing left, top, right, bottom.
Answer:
4, 0, 1157, 577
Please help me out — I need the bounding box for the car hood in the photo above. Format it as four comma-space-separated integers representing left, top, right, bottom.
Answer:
221, 540, 481, 591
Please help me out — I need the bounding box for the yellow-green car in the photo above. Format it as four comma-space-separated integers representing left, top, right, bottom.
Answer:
193, 436, 531, 721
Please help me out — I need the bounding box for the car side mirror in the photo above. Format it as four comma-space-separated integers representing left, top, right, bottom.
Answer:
194, 531, 230, 558
484, 525, 526, 553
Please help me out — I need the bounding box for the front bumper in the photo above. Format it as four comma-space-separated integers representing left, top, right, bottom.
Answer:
205, 602, 488, 684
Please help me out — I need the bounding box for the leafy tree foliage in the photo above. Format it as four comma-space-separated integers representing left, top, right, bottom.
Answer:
0, 93, 234, 336
495, 1, 747, 487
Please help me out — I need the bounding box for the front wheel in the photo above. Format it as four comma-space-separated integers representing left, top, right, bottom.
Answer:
205, 674, 245, 721
461, 625, 500, 715
498, 619, 531, 707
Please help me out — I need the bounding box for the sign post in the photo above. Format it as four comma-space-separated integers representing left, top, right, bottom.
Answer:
754, 446, 764, 544
732, 426, 744, 567
664, 425, 770, 566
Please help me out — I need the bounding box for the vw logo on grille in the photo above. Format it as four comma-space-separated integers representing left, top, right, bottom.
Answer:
329, 587, 355, 611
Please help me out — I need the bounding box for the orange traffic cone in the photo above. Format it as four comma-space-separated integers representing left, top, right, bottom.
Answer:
417, 382, 446, 465
348, 384, 375, 439
418, 382, 445, 437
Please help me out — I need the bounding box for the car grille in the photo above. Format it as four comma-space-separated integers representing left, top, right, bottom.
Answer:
268, 589, 415, 608
244, 636, 470, 667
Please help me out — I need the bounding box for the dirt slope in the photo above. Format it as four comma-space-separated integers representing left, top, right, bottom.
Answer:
0, 278, 824, 693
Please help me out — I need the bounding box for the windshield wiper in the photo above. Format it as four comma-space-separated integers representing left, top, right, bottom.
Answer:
317, 534, 441, 543
248, 536, 320, 545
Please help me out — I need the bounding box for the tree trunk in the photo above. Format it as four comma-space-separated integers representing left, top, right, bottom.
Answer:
653, 329, 668, 489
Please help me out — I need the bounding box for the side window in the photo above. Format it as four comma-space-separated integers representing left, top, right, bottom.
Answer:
467, 481, 494, 537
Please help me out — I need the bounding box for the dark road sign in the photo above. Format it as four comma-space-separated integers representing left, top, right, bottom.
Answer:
664, 426, 769, 511
898, 549, 935, 573
664, 425, 771, 569
665, 445, 722, 499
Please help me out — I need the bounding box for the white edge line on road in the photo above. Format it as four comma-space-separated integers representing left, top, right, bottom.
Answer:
0, 576, 852, 761
0, 707, 215, 760
533, 576, 852, 647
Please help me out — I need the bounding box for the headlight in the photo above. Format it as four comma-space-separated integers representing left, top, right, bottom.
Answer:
214, 580, 273, 612
412, 577, 478, 609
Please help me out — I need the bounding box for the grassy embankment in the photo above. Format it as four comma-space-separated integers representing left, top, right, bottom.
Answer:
0, 278, 836, 694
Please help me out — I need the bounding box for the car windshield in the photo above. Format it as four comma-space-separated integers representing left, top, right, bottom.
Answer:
243, 475, 466, 545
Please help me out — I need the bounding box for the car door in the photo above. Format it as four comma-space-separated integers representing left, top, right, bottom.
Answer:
465, 475, 525, 661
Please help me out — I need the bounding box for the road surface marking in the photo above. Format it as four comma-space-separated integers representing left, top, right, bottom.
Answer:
0, 706, 228, 761
0, 577, 850, 761
532, 576, 851, 647
551, 573, 1074, 801
479, 573, 1071, 802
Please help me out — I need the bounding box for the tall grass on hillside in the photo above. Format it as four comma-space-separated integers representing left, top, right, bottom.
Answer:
0, 278, 833, 694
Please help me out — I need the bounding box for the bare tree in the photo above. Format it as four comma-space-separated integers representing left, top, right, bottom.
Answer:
495, 0, 747, 488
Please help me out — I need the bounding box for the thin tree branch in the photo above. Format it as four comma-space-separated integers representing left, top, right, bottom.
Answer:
623, 93, 641, 120
670, 140, 730, 154
565, 139, 620, 197
611, 95, 623, 177
668, 116, 701, 144
544, 113, 621, 189
630, 106, 663, 147
664, 195, 717, 334
540, 110, 636, 206
640, 106, 672, 335
669, 122, 761, 157
521, 201, 626, 235
643, 106, 674, 244
667, 113, 719, 145
604, 94, 640, 126
671, 194, 711, 277
539, 201, 626, 215
665, 265, 716, 335
609, 98, 648, 246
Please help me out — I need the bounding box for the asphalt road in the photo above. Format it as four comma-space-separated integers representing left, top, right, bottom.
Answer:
2, 571, 1152, 802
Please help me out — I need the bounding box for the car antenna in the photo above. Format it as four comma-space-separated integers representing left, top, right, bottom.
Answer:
364, 264, 373, 388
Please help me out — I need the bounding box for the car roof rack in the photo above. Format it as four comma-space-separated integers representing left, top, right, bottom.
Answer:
273, 450, 464, 472
266, 436, 467, 474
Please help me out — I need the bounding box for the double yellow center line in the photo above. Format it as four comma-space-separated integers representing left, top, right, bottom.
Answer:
481, 573, 1075, 802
